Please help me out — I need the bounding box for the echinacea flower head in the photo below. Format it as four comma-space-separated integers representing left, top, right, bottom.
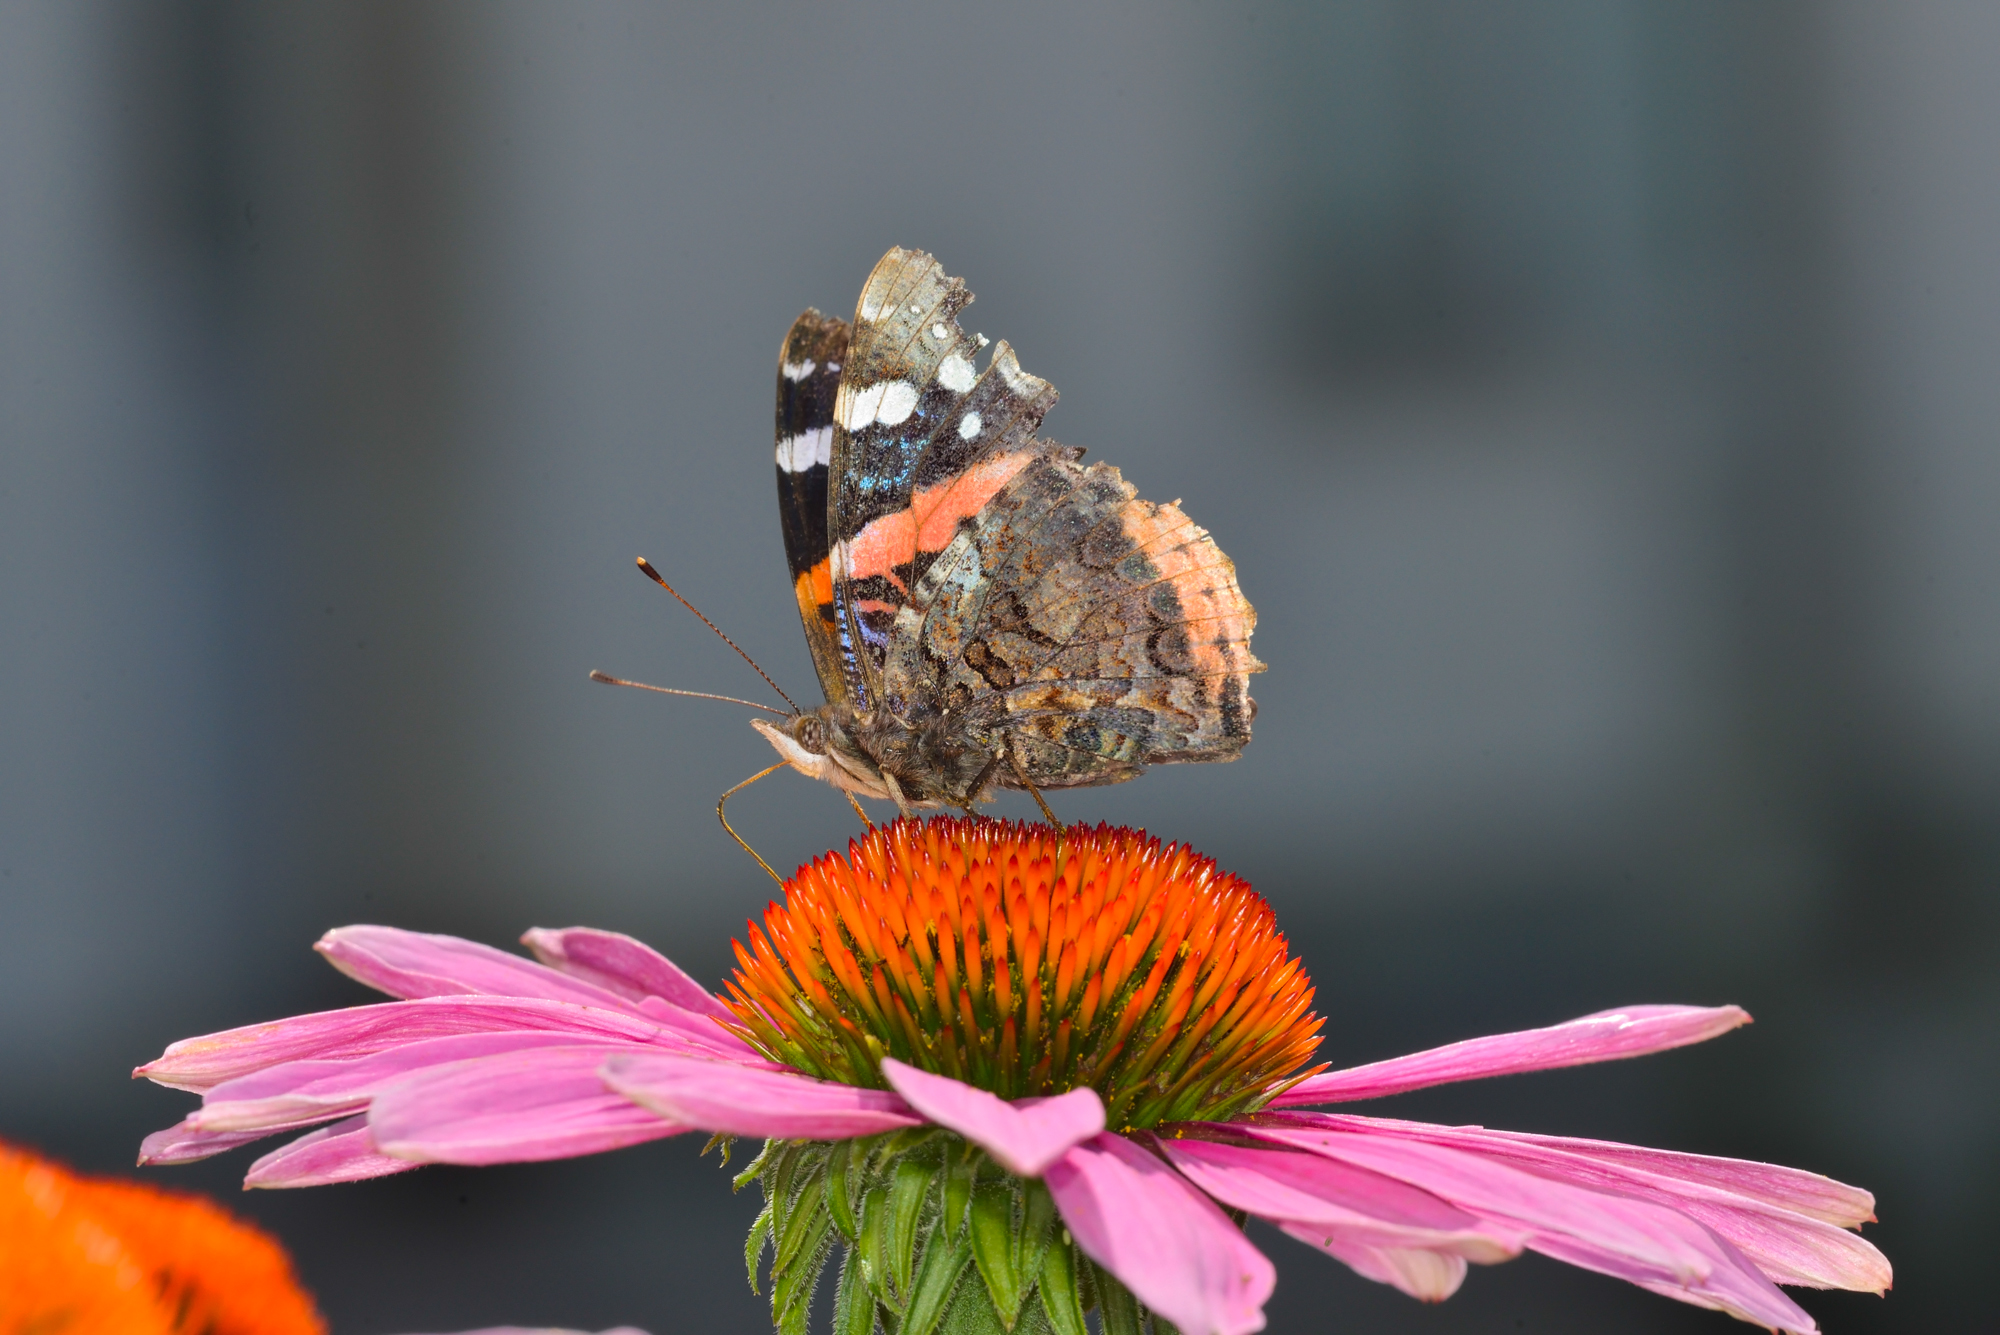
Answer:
138, 817, 1888, 1335
724, 819, 1320, 1126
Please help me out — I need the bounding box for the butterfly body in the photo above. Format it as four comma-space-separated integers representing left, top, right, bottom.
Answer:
757, 248, 1262, 815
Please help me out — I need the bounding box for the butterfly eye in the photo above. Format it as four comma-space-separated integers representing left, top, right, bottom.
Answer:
793, 714, 827, 754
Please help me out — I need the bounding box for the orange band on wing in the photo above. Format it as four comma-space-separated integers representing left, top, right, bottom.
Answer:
796, 560, 834, 612
845, 451, 1035, 584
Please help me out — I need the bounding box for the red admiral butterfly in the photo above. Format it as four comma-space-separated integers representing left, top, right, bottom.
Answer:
751, 248, 1262, 819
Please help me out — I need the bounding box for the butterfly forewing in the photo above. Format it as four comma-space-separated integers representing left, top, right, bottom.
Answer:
774, 310, 852, 707
825, 249, 1059, 706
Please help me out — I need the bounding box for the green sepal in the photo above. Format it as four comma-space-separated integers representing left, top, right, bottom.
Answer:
773, 1211, 837, 1335
745, 1201, 774, 1295
833, 1243, 879, 1335
773, 1164, 829, 1281
1092, 1261, 1143, 1335
1013, 1181, 1057, 1307
890, 1157, 936, 1299
827, 1137, 860, 1240
1037, 1240, 1087, 1335
766, 1142, 806, 1246
968, 1180, 1023, 1327
940, 1142, 977, 1243
735, 1136, 786, 1191
900, 1232, 973, 1335
860, 1182, 901, 1313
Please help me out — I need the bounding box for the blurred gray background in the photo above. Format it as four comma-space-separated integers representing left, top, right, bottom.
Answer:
3, 2, 1994, 1331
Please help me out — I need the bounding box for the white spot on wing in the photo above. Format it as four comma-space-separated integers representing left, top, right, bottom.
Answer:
874, 381, 919, 426
777, 426, 832, 472
937, 353, 976, 394
840, 383, 887, 431
958, 411, 982, 440
781, 359, 815, 382
931, 323, 949, 341
840, 381, 917, 430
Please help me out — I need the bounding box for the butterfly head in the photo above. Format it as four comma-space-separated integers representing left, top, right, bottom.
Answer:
751, 706, 895, 801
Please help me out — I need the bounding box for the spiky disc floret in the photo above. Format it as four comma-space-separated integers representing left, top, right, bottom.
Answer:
724, 817, 1324, 1129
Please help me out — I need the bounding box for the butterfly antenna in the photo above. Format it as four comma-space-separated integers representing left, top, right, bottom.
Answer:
587, 670, 789, 716
635, 557, 799, 714
717, 762, 789, 885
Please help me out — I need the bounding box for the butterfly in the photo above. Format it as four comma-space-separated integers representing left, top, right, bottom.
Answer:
751, 247, 1262, 819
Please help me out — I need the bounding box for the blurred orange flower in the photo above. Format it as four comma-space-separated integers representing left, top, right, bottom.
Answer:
1, 1138, 324, 1335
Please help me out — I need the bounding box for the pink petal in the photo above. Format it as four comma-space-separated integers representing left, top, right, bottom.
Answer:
192, 1031, 596, 1134
245, 1114, 420, 1188
1043, 1133, 1274, 1335
317, 926, 638, 1011
1249, 1118, 1815, 1332
1306, 1115, 1888, 1293
137, 1118, 275, 1166
1483, 1129, 1876, 1228
879, 1059, 1104, 1176
601, 1053, 921, 1141
136, 995, 675, 1093
1279, 1228, 1469, 1301
1273, 1006, 1750, 1106
1529, 1224, 1816, 1333
627, 995, 764, 1060
1158, 1138, 1526, 1263
523, 926, 733, 1019
368, 1046, 691, 1165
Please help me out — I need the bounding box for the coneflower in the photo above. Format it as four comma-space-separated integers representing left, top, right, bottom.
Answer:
138, 818, 1888, 1335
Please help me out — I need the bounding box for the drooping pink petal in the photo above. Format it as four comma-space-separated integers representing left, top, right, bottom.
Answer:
191, 1031, 596, 1134
1273, 1006, 1750, 1107
244, 1114, 420, 1188
1043, 1133, 1274, 1335
137, 1119, 275, 1166
1528, 1222, 1816, 1333
601, 1053, 922, 1141
317, 926, 638, 1011
368, 1046, 692, 1165
1299, 1115, 1888, 1293
1478, 1129, 1876, 1228
879, 1059, 1104, 1176
523, 926, 734, 1019
1280, 1227, 1469, 1301
1248, 1118, 1815, 1332
1158, 1138, 1526, 1263
135, 995, 674, 1093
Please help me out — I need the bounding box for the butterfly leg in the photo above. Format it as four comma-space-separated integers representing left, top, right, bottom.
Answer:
845, 791, 875, 830
880, 770, 918, 821
957, 755, 1003, 819
1005, 737, 1061, 827
716, 762, 789, 885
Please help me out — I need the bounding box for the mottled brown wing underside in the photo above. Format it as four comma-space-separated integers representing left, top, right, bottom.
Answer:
781, 245, 1262, 797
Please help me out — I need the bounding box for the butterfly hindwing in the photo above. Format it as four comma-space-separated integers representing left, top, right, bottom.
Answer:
889, 446, 1261, 788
